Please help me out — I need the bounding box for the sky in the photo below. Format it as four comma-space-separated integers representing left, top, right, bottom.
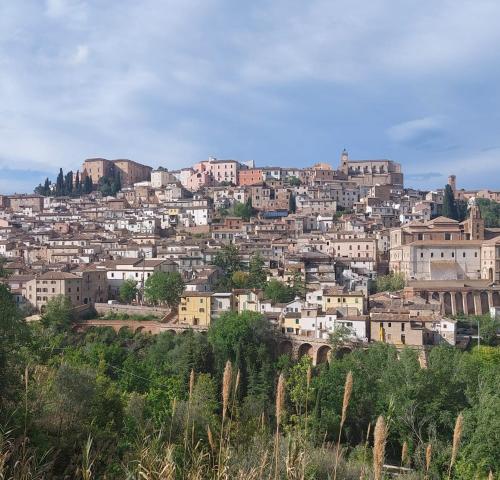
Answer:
1, 0, 500, 194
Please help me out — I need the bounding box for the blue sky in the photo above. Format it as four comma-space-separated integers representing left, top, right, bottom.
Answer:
1, 0, 500, 194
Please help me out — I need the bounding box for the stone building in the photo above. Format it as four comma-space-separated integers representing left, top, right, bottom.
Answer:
339, 150, 404, 187
81, 158, 152, 187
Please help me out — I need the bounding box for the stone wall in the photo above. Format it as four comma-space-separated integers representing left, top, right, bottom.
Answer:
94, 302, 171, 318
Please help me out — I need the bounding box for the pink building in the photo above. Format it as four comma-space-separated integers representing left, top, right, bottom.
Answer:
193, 158, 241, 185
186, 170, 217, 191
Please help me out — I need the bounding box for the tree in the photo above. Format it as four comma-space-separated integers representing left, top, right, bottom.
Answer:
120, 279, 138, 304
208, 311, 276, 399
0, 284, 27, 402
0, 256, 9, 278
248, 253, 267, 289
64, 171, 73, 195
41, 295, 73, 332
74, 171, 81, 194
144, 271, 184, 307
442, 184, 458, 220
290, 271, 305, 298
264, 279, 295, 304
287, 176, 301, 187
289, 192, 297, 213
477, 198, 500, 228
233, 199, 253, 221
231, 270, 249, 289
56, 168, 65, 196
375, 273, 405, 292
35, 178, 51, 196
213, 245, 241, 289
83, 175, 93, 194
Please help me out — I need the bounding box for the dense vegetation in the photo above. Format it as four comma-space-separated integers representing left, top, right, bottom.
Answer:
34, 167, 125, 197
477, 198, 500, 228
213, 248, 305, 301
0, 283, 498, 478
35, 168, 93, 197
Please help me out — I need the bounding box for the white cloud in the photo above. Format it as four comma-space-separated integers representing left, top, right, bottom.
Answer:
1, 0, 500, 191
45, 0, 67, 18
387, 116, 445, 143
69, 44, 89, 65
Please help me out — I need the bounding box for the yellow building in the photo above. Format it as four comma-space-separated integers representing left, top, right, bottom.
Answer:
322, 288, 365, 315
179, 292, 212, 326
233, 289, 263, 313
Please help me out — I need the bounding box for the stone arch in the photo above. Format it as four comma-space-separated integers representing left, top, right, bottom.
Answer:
480, 292, 489, 314
443, 292, 452, 315
455, 292, 464, 315
278, 340, 293, 356
466, 292, 474, 313
493, 291, 500, 307
316, 345, 332, 365
298, 343, 313, 359
118, 326, 133, 336
135, 326, 145, 334
165, 329, 177, 336
334, 346, 352, 359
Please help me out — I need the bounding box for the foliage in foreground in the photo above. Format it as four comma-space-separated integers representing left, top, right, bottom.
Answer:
0, 287, 499, 478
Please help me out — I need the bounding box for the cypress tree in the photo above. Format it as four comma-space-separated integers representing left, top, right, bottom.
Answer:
43, 178, 51, 196
56, 168, 64, 196
442, 184, 457, 220
289, 192, 297, 213
84, 175, 93, 194
75, 171, 80, 194
64, 171, 73, 195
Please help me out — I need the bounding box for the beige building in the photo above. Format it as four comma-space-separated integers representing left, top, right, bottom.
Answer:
26, 272, 83, 311
391, 240, 483, 281
481, 238, 500, 283
81, 158, 152, 188
151, 169, 178, 188
339, 150, 403, 187
6, 195, 44, 212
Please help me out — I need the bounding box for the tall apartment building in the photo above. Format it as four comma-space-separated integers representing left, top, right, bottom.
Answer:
81, 158, 152, 188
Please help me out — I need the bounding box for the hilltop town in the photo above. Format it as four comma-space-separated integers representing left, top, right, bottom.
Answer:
1, 151, 499, 360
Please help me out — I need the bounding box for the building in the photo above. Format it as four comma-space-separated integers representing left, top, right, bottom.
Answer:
391, 240, 482, 281
179, 292, 212, 326
25, 272, 84, 311
339, 150, 404, 187
151, 169, 178, 188
238, 168, 263, 186
81, 158, 152, 187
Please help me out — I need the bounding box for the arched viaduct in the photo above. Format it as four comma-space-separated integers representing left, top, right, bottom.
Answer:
75, 320, 344, 365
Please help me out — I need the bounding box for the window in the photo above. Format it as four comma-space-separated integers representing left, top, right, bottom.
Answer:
199, 308, 205, 313
420, 252, 424, 258
445, 233, 451, 240
431, 252, 434, 258
441, 252, 444, 258
401, 323, 405, 331
388, 322, 392, 327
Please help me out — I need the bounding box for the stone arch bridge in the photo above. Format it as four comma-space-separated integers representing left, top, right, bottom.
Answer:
75, 319, 350, 365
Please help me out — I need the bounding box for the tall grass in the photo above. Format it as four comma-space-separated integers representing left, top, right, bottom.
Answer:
373, 415, 388, 480
333, 370, 353, 480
